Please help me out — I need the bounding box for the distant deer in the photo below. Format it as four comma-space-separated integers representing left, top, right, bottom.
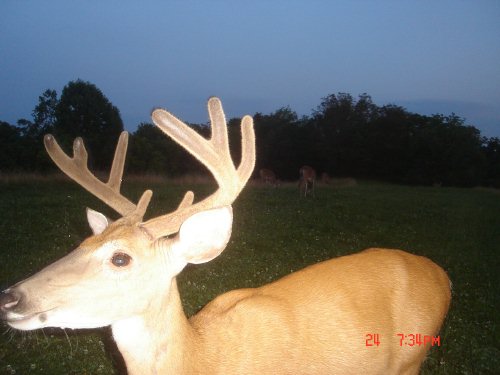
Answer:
259, 168, 278, 187
299, 165, 316, 197
321, 172, 331, 184
1, 98, 450, 375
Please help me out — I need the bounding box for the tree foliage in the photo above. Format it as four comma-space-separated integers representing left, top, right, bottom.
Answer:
1, 84, 499, 188
0, 121, 25, 171
54, 79, 124, 170
32, 89, 58, 136
482, 137, 500, 186
127, 122, 204, 176
2, 90, 60, 171
253, 106, 305, 179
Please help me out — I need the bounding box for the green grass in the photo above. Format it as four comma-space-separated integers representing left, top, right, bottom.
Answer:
0, 180, 499, 374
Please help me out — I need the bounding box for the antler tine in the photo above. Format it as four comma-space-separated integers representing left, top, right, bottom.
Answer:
141, 97, 255, 239
208, 97, 232, 167
108, 132, 128, 191
149, 99, 231, 188
44, 132, 152, 219
237, 115, 257, 188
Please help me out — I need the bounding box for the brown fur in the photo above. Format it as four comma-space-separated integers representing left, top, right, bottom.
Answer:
299, 165, 316, 197
114, 248, 451, 374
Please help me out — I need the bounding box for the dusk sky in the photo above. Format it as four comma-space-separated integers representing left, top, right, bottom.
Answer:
1, 1, 499, 137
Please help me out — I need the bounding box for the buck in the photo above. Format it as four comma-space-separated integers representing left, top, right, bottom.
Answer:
299, 165, 316, 197
259, 168, 278, 187
0, 98, 450, 375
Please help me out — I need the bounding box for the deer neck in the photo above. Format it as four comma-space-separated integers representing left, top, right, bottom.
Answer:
111, 278, 198, 375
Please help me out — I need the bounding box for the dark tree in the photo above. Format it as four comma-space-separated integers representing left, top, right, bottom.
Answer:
252, 107, 305, 180
363, 105, 418, 181
2, 86, 497, 188
310, 93, 377, 177
0, 121, 24, 171
54, 80, 124, 170
16, 89, 60, 170
407, 114, 486, 186
32, 89, 58, 136
128, 122, 205, 176
14, 89, 58, 141
483, 137, 500, 187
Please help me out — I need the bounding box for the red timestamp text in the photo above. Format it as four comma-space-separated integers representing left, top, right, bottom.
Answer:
365, 333, 381, 347
365, 333, 442, 347
397, 333, 441, 347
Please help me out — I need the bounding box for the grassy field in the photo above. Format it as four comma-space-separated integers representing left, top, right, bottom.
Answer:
0, 180, 499, 374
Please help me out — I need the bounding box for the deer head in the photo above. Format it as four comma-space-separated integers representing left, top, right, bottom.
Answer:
0, 97, 255, 331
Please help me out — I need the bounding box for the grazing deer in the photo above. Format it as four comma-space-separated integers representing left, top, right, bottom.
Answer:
259, 168, 278, 187
0, 98, 450, 375
321, 171, 331, 184
299, 165, 316, 197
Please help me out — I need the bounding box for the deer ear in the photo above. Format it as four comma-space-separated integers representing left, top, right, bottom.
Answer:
173, 206, 233, 265
86, 208, 110, 235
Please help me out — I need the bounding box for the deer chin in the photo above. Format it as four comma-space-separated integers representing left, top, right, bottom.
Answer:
5, 309, 53, 330
6, 307, 109, 331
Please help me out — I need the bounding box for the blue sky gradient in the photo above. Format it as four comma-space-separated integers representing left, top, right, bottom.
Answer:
1, 1, 499, 137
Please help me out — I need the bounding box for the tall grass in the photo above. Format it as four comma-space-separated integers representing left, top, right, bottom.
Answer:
0, 180, 498, 374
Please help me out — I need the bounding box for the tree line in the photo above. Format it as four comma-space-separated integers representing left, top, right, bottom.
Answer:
1, 80, 499, 187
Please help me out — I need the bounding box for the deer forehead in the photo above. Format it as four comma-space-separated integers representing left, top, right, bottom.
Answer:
81, 222, 153, 254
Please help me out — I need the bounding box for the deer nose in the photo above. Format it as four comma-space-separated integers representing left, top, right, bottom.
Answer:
0, 289, 21, 315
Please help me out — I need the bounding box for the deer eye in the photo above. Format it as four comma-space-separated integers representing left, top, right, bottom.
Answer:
111, 252, 132, 267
